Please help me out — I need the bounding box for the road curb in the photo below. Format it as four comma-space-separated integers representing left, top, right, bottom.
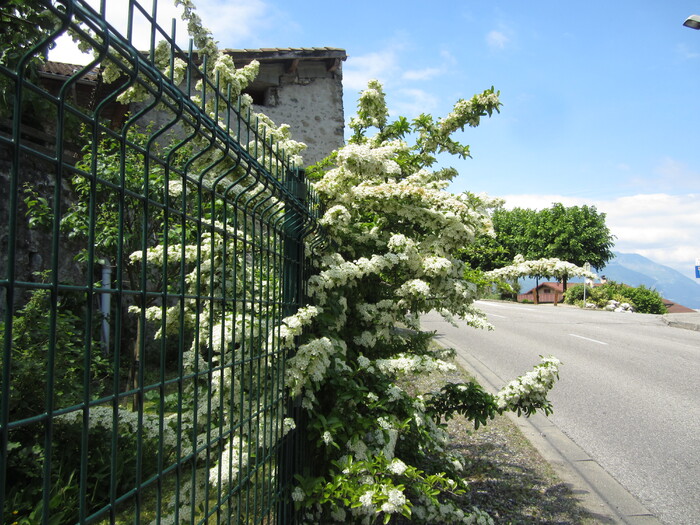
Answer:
662, 313, 700, 332
441, 336, 664, 525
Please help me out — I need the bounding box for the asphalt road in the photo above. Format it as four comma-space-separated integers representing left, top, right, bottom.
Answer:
422, 301, 700, 525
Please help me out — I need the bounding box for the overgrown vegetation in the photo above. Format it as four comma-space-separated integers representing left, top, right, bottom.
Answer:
462, 204, 615, 292
278, 80, 565, 523
2, 2, 576, 524
563, 282, 668, 314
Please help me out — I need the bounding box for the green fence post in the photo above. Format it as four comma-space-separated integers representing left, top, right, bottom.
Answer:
279, 167, 307, 524
1, 2, 322, 523
283, 169, 305, 316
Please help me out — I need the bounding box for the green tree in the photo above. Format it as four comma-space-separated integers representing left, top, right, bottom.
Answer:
461, 206, 538, 271
543, 203, 615, 290
465, 204, 614, 292
0, 1, 61, 120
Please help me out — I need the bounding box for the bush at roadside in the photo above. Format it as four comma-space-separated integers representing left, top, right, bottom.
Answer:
563, 282, 667, 314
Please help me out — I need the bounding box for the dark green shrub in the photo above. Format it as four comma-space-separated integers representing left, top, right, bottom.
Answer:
564, 281, 667, 314
563, 284, 585, 304
622, 285, 667, 314
3, 283, 111, 523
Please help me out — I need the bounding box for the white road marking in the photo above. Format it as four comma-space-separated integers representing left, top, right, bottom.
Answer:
569, 333, 608, 345
488, 313, 507, 319
476, 301, 523, 310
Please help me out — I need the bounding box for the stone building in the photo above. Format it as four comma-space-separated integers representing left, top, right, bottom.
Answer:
0, 47, 347, 307
20, 47, 348, 166
230, 47, 347, 166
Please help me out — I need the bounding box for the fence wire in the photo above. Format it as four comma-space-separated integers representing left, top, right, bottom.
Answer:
0, 1, 322, 523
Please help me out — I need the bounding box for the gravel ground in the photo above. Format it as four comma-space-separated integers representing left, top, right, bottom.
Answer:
408, 360, 596, 524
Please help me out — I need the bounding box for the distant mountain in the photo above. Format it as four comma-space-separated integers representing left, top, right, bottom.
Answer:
518, 252, 700, 309
599, 253, 700, 309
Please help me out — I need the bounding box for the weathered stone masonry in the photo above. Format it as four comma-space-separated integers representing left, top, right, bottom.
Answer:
230, 47, 347, 167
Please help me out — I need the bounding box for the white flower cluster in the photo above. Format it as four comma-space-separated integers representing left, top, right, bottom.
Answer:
314, 140, 408, 202
283, 417, 296, 435
245, 113, 307, 168
307, 252, 401, 301
397, 278, 431, 298
439, 305, 493, 331
275, 305, 321, 348
355, 299, 395, 324
349, 79, 389, 130
319, 204, 352, 228
496, 356, 561, 413
208, 437, 249, 488
285, 337, 344, 396
486, 255, 598, 282
387, 458, 408, 476
58, 406, 181, 453
353, 330, 377, 348
422, 256, 453, 277
438, 90, 501, 135
352, 483, 408, 520
381, 488, 407, 514
375, 353, 456, 375
320, 431, 333, 446
320, 181, 489, 258
292, 486, 305, 502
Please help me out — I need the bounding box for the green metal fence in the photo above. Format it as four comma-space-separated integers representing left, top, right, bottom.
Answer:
0, 1, 322, 523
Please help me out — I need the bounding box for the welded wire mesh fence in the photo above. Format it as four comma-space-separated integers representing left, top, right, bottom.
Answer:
0, 1, 322, 523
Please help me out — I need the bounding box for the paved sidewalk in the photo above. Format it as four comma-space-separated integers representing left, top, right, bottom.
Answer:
662, 312, 700, 331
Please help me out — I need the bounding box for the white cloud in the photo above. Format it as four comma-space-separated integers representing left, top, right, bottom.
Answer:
486, 30, 510, 50
343, 46, 446, 118
391, 88, 439, 118
497, 193, 700, 278
48, 0, 272, 65
197, 0, 277, 48
343, 49, 399, 91
402, 67, 444, 81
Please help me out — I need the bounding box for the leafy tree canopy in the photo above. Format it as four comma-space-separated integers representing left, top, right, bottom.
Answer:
463, 203, 615, 285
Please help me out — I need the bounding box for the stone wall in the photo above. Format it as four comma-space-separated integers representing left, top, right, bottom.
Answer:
0, 147, 87, 315
230, 48, 347, 167
126, 48, 347, 168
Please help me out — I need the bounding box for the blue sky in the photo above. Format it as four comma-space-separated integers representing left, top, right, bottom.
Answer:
51, 1, 700, 280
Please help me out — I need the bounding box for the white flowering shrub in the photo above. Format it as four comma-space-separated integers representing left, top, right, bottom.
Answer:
11, 2, 565, 522
12, 4, 309, 521
495, 356, 561, 416
282, 81, 563, 524
485, 254, 597, 283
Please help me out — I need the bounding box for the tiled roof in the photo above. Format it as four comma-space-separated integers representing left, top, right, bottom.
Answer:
39, 61, 99, 83
38, 47, 347, 87
223, 48, 347, 74
521, 282, 565, 294
223, 47, 347, 60
663, 301, 696, 314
